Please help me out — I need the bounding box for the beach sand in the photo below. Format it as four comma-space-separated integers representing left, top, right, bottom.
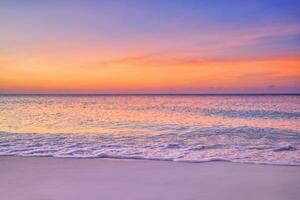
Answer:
0, 156, 299, 200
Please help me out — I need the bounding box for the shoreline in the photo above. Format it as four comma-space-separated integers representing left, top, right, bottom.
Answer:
1, 156, 299, 200
1, 154, 300, 167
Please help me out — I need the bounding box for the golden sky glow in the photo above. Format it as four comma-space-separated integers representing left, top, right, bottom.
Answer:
0, 1, 299, 93
1, 54, 299, 93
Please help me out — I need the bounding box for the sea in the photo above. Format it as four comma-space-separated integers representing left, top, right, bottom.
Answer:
0, 94, 299, 165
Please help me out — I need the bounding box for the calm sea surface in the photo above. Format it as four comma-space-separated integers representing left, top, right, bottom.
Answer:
0, 95, 299, 165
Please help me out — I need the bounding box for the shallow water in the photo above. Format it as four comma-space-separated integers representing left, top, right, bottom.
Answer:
0, 95, 299, 165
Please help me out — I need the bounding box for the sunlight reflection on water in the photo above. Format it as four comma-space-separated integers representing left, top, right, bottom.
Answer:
0, 95, 299, 165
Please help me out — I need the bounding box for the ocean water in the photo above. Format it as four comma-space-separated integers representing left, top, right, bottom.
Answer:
0, 95, 299, 165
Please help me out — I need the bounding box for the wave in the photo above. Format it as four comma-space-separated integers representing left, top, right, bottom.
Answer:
273, 145, 297, 152
201, 109, 300, 120
1, 130, 299, 166
132, 105, 300, 120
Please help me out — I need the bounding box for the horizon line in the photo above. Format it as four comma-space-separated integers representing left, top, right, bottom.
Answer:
1, 93, 299, 96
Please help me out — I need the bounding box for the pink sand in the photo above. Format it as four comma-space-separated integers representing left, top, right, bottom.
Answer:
0, 156, 299, 200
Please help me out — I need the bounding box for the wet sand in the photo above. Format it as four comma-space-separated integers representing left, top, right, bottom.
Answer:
0, 156, 299, 200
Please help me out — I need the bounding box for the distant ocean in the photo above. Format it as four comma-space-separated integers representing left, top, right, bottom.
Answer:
0, 95, 299, 165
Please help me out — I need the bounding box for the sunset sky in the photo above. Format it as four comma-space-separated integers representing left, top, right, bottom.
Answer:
0, 0, 300, 94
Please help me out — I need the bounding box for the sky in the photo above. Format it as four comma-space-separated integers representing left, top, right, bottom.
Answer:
0, 0, 300, 94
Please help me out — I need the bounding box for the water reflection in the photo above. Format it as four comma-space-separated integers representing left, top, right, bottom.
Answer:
0, 95, 299, 165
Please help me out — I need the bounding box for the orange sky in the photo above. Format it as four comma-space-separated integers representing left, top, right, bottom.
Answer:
1, 53, 299, 93
0, 1, 300, 94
